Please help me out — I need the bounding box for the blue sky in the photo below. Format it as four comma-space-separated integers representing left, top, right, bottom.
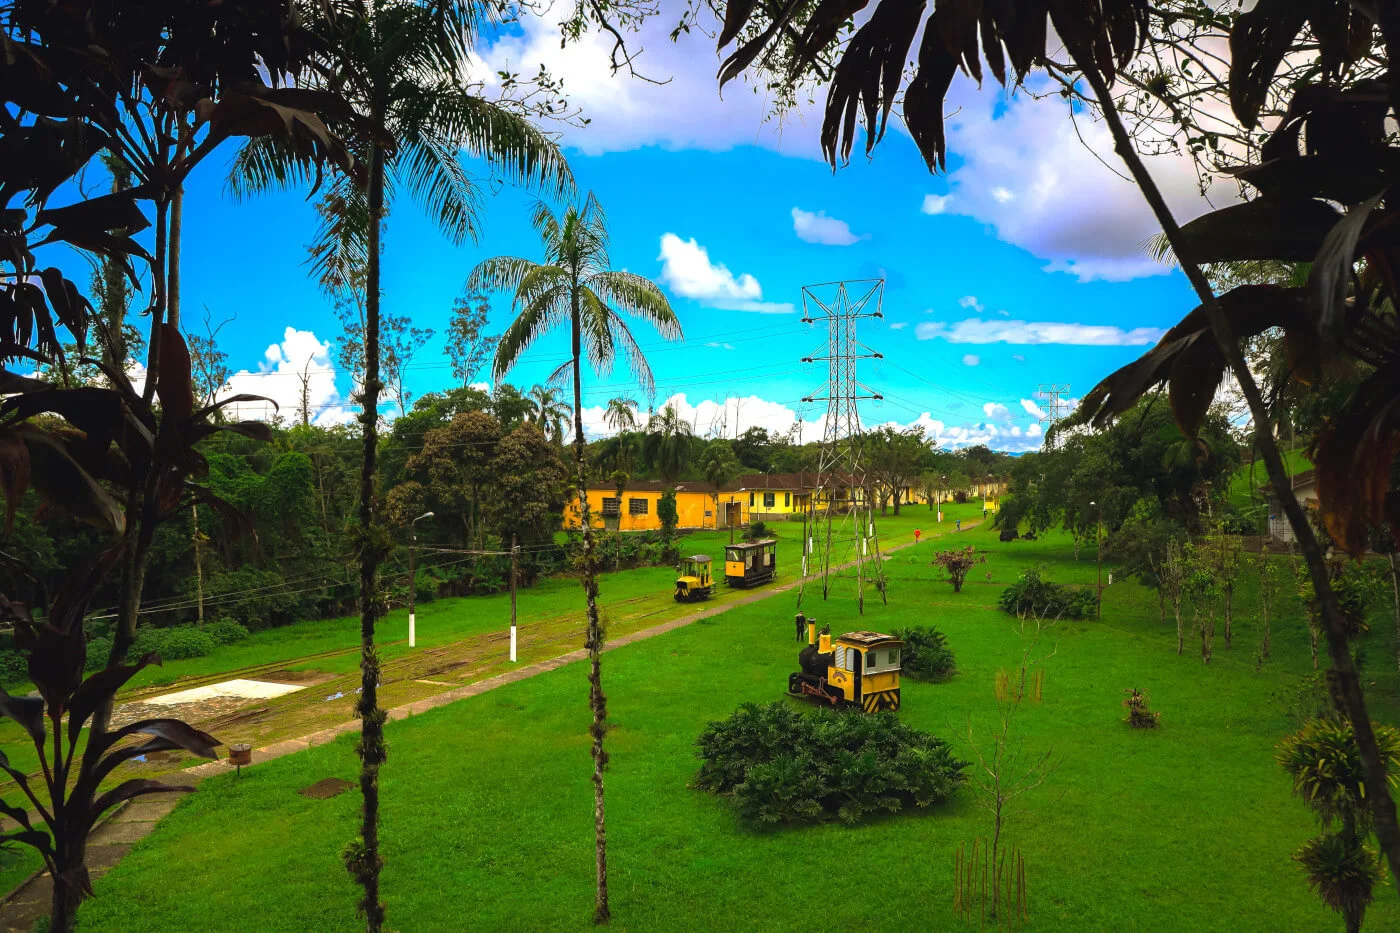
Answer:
54, 6, 1226, 452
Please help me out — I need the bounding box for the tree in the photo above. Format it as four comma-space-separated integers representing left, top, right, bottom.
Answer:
658, 488, 680, 561
698, 440, 742, 535
733, 425, 774, 471
932, 546, 987, 594
488, 424, 568, 555
230, 4, 572, 927
603, 396, 638, 433
527, 384, 573, 447
471, 193, 680, 923
1162, 538, 1187, 654
335, 304, 433, 417
866, 426, 926, 515
710, 0, 1400, 876
398, 412, 502, 549
1183, 541, 1219, 664
446, 286, 496, 386
1279, 719, 1400, 933
643, 404, 694, 485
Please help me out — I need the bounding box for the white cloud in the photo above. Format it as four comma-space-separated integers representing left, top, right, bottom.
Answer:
219, 327, 356, 426
917, 318, 1164, 346
928, 80, 1234, 281
705, 341, 737, 350
1021, 398, 1047, 419
658, 233, 792, 313
922, 194, 952, 215
889, 321, 908, 330
471, 9, 821, 157
958, 295, 985, 313
792, 207, 861, 246
962, 354, 980, 366
983, 402, 1010, 420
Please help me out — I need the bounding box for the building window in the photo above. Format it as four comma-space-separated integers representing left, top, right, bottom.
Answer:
784, 492, 791, 507
601, 497, 620, 517
749, 492, 755, 507
628, 498, 649, 515
764, 492, 775, 508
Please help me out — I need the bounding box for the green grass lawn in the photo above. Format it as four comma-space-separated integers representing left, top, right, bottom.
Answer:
73, 522, 1400, 931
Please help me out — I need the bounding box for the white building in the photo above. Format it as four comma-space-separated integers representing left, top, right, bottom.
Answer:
1268, 469, 1317, 544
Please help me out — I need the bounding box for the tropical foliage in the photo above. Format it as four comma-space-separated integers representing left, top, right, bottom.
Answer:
695, 702, 967, 825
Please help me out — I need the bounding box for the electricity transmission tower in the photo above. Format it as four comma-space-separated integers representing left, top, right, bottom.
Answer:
1036, 383, 1071, 446
798, 278, 887, 615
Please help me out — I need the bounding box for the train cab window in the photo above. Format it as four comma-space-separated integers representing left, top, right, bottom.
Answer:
888, 649, 900, 667
836, 646, 847, 670
866, 651, 878, 671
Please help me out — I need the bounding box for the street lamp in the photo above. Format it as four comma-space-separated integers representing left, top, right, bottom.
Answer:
1089, 501, 1102, 619
409, 511, 434, 648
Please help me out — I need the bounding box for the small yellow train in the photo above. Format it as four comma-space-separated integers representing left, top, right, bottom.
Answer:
724, 539, 777, 588
789, 616, 902, 712
674, 555, 714, 602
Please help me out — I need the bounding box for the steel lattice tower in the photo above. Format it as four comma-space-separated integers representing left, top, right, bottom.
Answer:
1035, 383, 1071, 447
798, 279, 886, 615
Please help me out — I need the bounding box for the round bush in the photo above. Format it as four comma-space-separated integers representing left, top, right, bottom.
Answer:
201, 619, 250, 646
133, 626, 216, 661
695, 701, 967, 825
0, 648, 27, 686
84, 636, 113, 672
892, 626, 956, 681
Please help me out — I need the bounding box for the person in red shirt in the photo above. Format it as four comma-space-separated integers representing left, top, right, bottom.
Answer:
914, 528, 922, 545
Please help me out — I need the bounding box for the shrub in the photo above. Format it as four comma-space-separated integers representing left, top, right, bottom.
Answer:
132, 625, 217, 661
744, 520, 771, 542
84, 636, 112, 672
997, 568, 1096, 620
1276, 672, 1335, 724
893, 626, 955, 681
1123, 687, 1161, 728
695, 701, 967, 825
931, 546, 986, 592
202, 619, 251, 646
0, 648, 27, 686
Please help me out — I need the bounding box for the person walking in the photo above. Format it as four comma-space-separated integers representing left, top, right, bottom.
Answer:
956, 518, 962, 532
914, 528, 922, 545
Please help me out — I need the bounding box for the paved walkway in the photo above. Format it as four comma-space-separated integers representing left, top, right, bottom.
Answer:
0, 520, 979, 930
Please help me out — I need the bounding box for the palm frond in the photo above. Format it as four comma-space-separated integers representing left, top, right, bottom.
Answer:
306, 175, 370, 296
579, 286, 617, 374
468, 256, 541, 297
426, 89, 575, 202
394, 135, 484, 245
492, 283, 568, 380
590, 270, 682, 340
226, 135, 323, 202
529, 200, 563, 257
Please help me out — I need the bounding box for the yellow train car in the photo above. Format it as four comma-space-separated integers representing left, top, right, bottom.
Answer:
789, 618, 902, 712
674, 555, 713, 602
724, 539, 777, 587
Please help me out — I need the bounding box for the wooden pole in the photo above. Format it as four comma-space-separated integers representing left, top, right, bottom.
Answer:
510, 534, 519, 662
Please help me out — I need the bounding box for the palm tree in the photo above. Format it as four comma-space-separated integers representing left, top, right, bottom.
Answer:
528, 384, 573, 446
698, 439, 742, 537
470, 193, 680, 923
230, 5, 571, 929
592, 430, 643, 475
604, 395, 637, 433
643, 404, 694, 485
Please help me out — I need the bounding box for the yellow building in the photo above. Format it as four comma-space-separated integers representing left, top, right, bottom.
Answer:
564, 480, 748, 532
734, 472, 815, 520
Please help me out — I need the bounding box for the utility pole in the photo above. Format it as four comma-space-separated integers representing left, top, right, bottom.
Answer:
510, 534, 519, 663
798, 278, 887, 614
1036, 383, 1071, 447
192, 503, 204, 623
409, 511, 434, 647
1090, 500, 1102, 619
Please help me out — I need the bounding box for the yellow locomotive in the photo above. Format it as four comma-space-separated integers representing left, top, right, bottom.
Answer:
789, 615, 902, 712
674, 554, 714, 602
724, 539, 777, 588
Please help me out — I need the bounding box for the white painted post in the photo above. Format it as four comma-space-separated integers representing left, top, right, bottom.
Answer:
409, 612, 416, 648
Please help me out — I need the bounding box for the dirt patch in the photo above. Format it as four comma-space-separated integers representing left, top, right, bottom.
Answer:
110, 694, 266, 731
258, 669, 333, 686
297, 777, 354, 799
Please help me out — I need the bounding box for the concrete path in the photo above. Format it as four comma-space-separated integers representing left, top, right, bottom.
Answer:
0, 520, 980, 930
